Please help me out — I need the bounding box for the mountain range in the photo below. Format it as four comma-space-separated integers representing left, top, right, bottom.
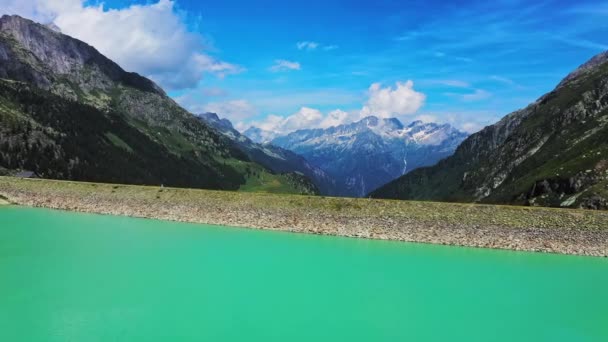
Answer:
371, 50, 608, 209
246, 116, 468, 197
2, 14, 608, 210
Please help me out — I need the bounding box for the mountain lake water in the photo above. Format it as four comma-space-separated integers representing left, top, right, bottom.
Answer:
0, 206, 607, 341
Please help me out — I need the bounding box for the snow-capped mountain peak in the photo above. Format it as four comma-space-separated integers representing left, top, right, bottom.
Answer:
249, 115, 468, 197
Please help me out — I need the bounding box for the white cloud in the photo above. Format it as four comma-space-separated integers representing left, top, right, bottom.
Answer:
243, 107, 360, 135
202, 100, 258, 122
279, 107, 324, 131
244, 81, 426, 134
360, 81, 426, 118
441, 80, 470, 88
460, 122, 484, 133
296, 41, 338, 51
0, 0, 243, 90
414, 115, 438, 123
243, 114, 284, 132
319, 109, 352, 128
489, 75, 526, 90
296, 41, 319, 50
424, 79, 471, 88
269, 59, 301, 72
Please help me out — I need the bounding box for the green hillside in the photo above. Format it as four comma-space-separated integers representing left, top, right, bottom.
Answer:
0, 15, 316, 196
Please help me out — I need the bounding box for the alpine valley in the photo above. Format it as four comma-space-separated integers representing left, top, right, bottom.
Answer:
2, 14, 608, 210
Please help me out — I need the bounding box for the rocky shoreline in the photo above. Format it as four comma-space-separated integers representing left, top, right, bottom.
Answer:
1, 177, 607, 257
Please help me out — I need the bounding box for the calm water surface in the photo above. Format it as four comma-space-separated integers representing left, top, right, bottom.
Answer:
1, 206, 607, 341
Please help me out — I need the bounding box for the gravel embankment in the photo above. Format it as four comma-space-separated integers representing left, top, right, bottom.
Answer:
1, 177, 607, 257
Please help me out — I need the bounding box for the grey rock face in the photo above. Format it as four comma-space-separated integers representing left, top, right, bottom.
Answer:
0, 15, 163, 96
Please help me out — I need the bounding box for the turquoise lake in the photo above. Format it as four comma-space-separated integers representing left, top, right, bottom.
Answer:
0, 206, 607, 341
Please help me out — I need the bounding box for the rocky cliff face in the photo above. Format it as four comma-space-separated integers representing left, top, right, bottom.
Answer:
0, 15, 162, 96
371, 50, 608, 210
264, 116, 467, 197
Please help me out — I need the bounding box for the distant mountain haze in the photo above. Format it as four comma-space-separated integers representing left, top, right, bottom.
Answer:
198, 113, 336, 195
246, 116, 468, 197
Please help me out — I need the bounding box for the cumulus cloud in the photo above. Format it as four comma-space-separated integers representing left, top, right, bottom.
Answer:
200, 100, 258, 122
360, 81, 426, 118
414, 114, 438, 123
243, 81, 426, 134
460, 122, 484, 133
269, 59, 301, 72
243, 107, 359, 135
277, 107, 324, 131
0, 0, 243, 90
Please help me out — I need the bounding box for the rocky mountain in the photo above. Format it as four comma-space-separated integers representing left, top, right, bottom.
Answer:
371, 51, 608, 210
262, 116, 468, 197
198, 113, 335, 195
0, 15, 311, 194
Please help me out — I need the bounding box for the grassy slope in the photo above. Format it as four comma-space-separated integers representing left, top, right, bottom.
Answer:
224, 159, 318, 195
2, 176, 607, 230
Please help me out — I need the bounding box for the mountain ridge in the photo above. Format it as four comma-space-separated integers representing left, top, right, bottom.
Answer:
370, 50, 608, 209
252, 116, 468, 197
0, 14, 312, 194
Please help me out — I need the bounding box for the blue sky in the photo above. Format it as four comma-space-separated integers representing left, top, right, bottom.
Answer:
5, 0, 608, 133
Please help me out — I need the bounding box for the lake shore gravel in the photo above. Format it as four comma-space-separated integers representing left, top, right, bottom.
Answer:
1, 177, 607, 257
